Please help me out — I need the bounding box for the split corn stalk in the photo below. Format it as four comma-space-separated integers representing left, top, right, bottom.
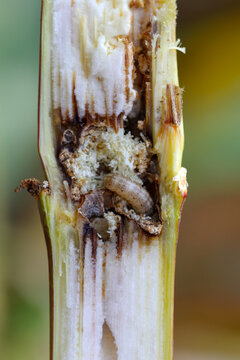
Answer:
22, 0, 187, 359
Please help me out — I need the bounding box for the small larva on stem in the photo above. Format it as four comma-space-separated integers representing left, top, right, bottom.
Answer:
104, 174, 154, 215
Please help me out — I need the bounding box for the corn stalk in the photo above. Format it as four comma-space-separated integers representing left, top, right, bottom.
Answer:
21, 0, 187, 359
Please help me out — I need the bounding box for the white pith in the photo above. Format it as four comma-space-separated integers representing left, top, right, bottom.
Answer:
52, 0, 144, 120
51, 215, 162, 360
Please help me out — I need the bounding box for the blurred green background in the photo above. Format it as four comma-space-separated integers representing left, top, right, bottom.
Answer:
0, 0, 240, 359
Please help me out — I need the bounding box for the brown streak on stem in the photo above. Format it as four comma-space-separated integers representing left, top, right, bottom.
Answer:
116, 218, 124, 258
72, 72, 79, 120
124, 43, 130, 104
165, 84, 182, 126
82, 223, 98, 262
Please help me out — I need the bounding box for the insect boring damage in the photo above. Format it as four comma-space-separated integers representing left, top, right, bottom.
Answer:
104, 174, 154, 215
19, 1, 187, 359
